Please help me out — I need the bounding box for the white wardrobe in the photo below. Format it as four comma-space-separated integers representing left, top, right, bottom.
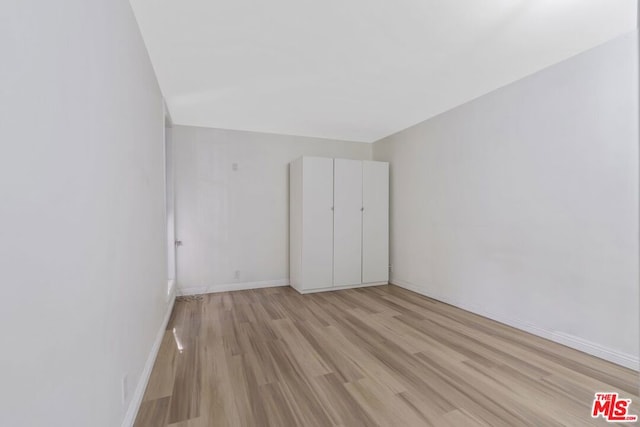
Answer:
289, 156, 389, 293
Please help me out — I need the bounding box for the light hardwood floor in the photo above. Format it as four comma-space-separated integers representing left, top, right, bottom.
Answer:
134, 285, 638, 426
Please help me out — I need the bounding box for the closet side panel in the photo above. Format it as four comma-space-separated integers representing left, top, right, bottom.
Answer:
289, 158, 303, 290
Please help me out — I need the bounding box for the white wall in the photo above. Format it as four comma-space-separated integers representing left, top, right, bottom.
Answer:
0, 1, 171, 426
173, 126, 371, 294
373, 31, 639, 369
166, 121, 177, 288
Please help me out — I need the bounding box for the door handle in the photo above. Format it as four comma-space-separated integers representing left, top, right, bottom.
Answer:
175, 240, 183, 247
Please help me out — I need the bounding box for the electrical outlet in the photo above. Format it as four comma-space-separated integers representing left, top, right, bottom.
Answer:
389, 265, 393, 273
122, 374, 129, 406
234, 270, 240, 280
232, 163, 238, 171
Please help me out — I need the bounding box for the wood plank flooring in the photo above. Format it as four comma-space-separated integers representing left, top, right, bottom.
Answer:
134, 285, 638, 426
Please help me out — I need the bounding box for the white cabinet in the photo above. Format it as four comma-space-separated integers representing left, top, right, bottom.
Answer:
289, 156, 389, 293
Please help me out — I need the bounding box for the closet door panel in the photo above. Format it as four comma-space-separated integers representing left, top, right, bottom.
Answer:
333, 159, 362, 286
301, 157, 334, 289
289, 158, 303, 290
362, 161, 389, 283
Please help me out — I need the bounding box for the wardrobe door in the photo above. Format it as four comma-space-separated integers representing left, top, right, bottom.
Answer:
301, 157, 334, 289
362, 161, 389, 283
333, 159, 362, 286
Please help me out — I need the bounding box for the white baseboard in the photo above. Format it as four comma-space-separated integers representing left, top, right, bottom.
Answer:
121, 292, 176, 427
177, 279, 289, 296
295, 281, 388, 294
166, 279, 176, 302
390, 279, 639, 371
550, 331, 639, 370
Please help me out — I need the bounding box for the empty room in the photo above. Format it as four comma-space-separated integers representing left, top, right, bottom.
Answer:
2, 0, 639, 426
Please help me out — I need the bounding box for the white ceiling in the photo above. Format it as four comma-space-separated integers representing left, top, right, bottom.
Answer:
130, 0, 636, 142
